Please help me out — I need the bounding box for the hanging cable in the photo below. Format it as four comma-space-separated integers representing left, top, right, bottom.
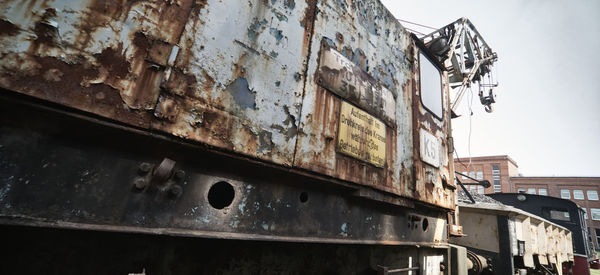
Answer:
467, 86, 474, 168
403, 27, 426, 36
397, 19, 437, 30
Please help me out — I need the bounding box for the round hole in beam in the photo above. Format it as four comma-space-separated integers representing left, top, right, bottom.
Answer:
208, 181, 235, 210
422, 218, 429, 232
299, 192, 308, 203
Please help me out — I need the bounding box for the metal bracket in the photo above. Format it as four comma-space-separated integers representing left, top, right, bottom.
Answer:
132, 158, 185, 198
454, 171, 491, 188
455, 177, 475, 204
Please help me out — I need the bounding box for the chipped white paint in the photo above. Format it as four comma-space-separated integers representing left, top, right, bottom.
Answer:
0, 0, 458, 209
152, 0, 310, 165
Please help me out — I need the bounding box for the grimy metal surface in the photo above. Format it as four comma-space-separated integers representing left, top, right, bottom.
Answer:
0, 94, 449, 246
0, 0, 454, 209
1, 225, 447, 274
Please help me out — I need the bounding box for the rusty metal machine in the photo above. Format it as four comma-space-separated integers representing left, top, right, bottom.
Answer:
0, 0, 496, 274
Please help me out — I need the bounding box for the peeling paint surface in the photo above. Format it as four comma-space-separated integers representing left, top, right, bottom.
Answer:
0, 0, 456, 209
294, 0, 419, 204
0, 0, 196, 126
151, 0, 311, 166
0, 0, 310, 167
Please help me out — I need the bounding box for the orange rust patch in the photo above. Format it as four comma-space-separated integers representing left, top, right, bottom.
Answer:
162, 68, 197, 98
0, 55, 151, 127
201, 69, 215, 94
95, 47, 130, 79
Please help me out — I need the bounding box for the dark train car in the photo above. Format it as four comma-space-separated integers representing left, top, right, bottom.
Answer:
489, 193, 595, 275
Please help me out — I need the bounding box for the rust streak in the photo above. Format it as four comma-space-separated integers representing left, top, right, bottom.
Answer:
163, 68, 198, 98
95, 46, 130, 79
0, 55, 151, 127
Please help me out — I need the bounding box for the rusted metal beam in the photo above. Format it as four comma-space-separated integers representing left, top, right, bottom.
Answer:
0, 93, 448, 245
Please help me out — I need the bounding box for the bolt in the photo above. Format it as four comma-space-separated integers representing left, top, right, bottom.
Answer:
139, 162, 152, 174
168, 184, 182, 198
133, 178, 147, 191
174, 169, 185, 180
336, 32, 344, 43
440, 263, 446, 271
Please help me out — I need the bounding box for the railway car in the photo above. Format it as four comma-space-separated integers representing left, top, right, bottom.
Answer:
0, 0, 498, 274
452, 191, 574, 275
490, 193, 596, 275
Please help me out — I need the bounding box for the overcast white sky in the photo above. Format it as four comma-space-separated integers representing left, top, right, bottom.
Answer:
381, 0, 600, 177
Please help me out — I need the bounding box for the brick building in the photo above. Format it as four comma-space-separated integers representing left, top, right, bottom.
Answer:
454, 155, 519, 194
511, 177, 600, 250
455, 155, 600, 250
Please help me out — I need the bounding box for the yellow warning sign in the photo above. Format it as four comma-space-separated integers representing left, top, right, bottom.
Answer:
337, 101, 386, 168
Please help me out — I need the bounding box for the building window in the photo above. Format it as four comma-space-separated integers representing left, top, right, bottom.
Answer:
493, 182, 501, 192
476, 171, 483, 180
588, 190, 599, 201
493, 183, 501, 193
527, 188, 536, 195
546, 209, 570, 221
468, 185, 485, 194
492, 165, 500, 174
461, 172, 467, 180
573, 190, 584, 200
469, 171, 475, 179
419, 52, 443, 119
560, 190, 570, 199
518, 188, 525, 193
538, 188, 547, 196
492, 165, 501, 193
591, 208, 600, 221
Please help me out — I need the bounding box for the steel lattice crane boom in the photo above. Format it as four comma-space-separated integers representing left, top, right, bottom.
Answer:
421, 18, 498, 116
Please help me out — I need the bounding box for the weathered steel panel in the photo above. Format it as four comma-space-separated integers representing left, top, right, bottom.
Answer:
294, 0, 454, 208
0, 0, 195, 126
0, 0, 456, 209
294, 0, 415, 201
411, 45, 455, 208
151, 0, 314, 165
0, 0, 311, 166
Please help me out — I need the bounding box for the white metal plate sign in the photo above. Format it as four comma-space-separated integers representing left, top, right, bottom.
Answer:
419, 129, 440, 168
